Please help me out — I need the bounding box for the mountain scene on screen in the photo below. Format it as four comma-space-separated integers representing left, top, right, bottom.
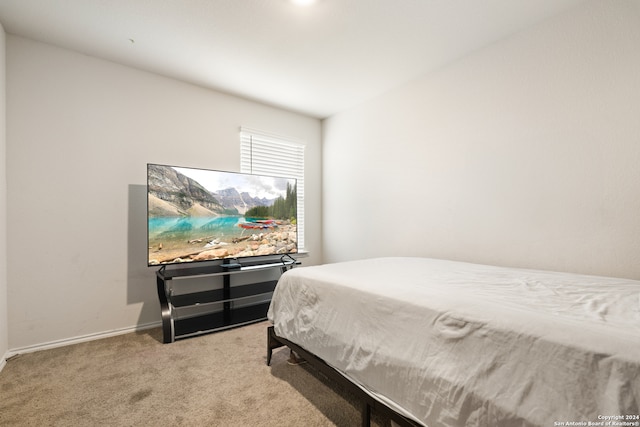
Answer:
148, 164, 273, 216
147, 164, 297, 265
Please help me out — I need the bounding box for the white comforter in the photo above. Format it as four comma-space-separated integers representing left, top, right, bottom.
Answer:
267, 257, 640, 427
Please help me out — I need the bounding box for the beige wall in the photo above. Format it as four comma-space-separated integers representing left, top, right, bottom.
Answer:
0, 23, 8, 364
322, 0, 640, 279
6, 36, 322, 350
6, 0, 640, 354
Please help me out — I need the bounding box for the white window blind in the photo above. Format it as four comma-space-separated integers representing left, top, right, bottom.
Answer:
240, 128, 305, 250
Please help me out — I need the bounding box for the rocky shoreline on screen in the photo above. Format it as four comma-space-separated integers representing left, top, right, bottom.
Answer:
149, 224, 297, 265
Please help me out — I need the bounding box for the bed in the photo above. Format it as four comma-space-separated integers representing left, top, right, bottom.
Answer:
266, 257, 640, 427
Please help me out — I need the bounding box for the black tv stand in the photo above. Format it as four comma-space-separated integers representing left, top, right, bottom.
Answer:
155, 258, 299, 343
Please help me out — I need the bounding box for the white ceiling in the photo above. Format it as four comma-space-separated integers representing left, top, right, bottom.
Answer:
0, 0, 587, 118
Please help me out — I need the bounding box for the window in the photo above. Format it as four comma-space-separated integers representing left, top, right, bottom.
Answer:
240, 127, 305, 250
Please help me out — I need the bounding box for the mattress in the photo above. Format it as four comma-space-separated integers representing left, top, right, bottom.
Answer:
267, 257, 640, 427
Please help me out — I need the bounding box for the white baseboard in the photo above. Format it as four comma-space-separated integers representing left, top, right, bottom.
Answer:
4, 321, 162, 360
0, 351, 7, 373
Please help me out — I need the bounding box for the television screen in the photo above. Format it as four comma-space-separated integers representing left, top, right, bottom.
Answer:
147, 164, 297, 266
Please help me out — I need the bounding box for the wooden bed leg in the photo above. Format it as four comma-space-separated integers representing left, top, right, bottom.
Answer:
266, 326, 285, 366
362, 402, 371, 427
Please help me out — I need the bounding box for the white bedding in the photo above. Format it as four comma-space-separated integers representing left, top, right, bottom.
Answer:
267, 257, 640, 427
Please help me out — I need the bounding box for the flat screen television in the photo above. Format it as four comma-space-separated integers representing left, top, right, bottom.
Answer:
147, 163, 297, 266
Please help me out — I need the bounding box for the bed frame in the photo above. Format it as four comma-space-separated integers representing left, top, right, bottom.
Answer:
267, 326, 422, 427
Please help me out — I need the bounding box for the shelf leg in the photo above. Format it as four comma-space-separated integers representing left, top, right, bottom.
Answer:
156, 274, 174, 343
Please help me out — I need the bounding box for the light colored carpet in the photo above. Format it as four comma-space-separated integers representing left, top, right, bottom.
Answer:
0, 321, 391, 426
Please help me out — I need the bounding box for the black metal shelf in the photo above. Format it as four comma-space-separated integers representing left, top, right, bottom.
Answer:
174, 302, 272, 339
158, 259, 297, 281
171, 280, 278, 308
155, 259, 297, 343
